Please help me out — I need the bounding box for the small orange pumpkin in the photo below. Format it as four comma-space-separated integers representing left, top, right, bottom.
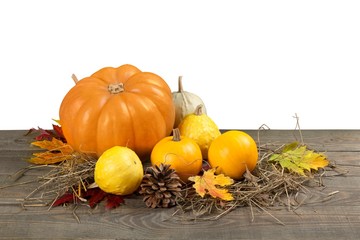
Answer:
150, 128, 203, 182
59, 64, 175, 158
208, 130, 258, 180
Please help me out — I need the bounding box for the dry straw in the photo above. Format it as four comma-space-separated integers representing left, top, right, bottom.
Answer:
174, 147, 321, 223
21, 152, 97, 208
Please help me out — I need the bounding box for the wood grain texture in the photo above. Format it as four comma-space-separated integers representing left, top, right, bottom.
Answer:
0, 130, 360, 240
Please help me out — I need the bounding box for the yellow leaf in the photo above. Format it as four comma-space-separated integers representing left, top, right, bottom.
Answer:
188, 168, 234, 201
30, 138, 73, 164
269, 143, 329, 176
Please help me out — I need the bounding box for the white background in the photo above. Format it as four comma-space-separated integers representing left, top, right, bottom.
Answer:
1, 0, 359, 130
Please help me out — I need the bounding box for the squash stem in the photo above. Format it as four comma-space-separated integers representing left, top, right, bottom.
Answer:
178, 76, 184, 92
71, 74, 79, 84
172, 128, 181, 142
195, 104, 204, 115
108, 83, 124, 94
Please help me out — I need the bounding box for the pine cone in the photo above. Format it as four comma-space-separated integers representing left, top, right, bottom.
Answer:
139, 163, 182, 208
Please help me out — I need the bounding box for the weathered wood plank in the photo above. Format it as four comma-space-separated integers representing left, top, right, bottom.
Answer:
1, 130, 360, 239
245, 129, 360, 152
0, 204, 359, 239
0, 130, 34, 151
2, 130, 360, 152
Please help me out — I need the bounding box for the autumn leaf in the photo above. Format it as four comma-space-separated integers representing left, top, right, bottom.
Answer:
52, 193, 77, 207
269, 142, 329, 176
83, 188, 125, 209
51, 124, 66, 142
105, 194, 125, 209
25, 123, 66, 142
52, 188, 125, 209
52, 119, 61, 125
30, 138, 74, 164
25, 127, 53, 141
83, 188, 107, 208
189, 168, 234, 201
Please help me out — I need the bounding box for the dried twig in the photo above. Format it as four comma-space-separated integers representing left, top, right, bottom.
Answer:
293, 113, 304, 145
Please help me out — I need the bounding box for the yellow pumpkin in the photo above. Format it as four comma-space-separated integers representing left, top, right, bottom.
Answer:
208, 130, 258, 180
59, 64, 175, 158
94, 146, 144, 195
150, 128, 203, 182
178, 104, 221, 159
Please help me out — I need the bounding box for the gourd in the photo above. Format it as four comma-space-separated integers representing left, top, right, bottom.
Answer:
172, 76, 206, 128
94, 146, 144, 195
178, 105, 221, 159
208, 130, 258, 180
150, 128, 203, 182
59, 64, 175, 158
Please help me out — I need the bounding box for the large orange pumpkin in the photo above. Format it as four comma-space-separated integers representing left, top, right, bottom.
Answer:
59, 64, 175, 158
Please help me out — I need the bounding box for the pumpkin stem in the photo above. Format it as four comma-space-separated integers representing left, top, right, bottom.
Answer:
194, 104, 204, 115
178, 76, 184, 92
71, 74, 79, 84
108, 83, 125, 94
172, 128, 181, 142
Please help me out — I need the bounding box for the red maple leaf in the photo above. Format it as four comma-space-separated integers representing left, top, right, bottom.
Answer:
51, 188, 125, 209
106, 194, 125, 209
52, 193, 77, 207
52, 124, 66, 142
83, 188, 107, 208
25, 124, 66, 142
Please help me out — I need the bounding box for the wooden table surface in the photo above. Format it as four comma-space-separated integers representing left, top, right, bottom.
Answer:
0, 129, 359, 240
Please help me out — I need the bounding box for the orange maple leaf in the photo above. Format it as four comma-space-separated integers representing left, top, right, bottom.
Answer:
188, 168, 234, 201
30, 138, 74, 164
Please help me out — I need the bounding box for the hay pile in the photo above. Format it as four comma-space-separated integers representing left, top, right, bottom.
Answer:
175, 146, 326, 222
22, 153, 97, 208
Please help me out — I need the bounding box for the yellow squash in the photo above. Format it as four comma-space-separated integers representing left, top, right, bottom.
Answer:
178, 105, 221, 159
94, 146, 144, 195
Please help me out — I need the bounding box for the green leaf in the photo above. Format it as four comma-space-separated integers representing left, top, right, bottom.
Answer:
282, 141, 299, 152
269, 144, 329, 176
